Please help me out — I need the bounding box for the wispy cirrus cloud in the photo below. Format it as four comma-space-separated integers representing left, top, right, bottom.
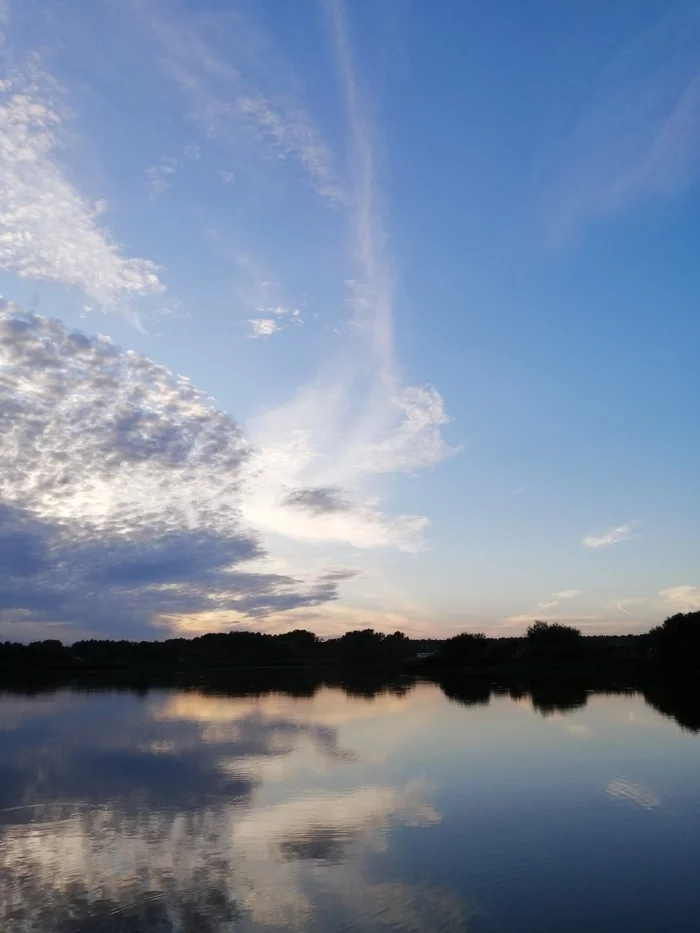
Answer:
240, 1, 454, 552
0, 305, 350, 639
582, 524, 635, 549
0, 75, 163, 320
546, 9, 700, 238
603, 596, 651, 618
134, 0, 343, 203
534, 588, 581, 611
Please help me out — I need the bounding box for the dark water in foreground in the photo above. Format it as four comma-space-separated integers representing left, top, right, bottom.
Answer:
1, 679, 699, 932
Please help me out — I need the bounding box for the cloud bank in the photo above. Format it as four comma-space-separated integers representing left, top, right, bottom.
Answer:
0, 304, 350, 639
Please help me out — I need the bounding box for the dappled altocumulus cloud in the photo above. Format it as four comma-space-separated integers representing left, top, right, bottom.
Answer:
0, 305, 349, 637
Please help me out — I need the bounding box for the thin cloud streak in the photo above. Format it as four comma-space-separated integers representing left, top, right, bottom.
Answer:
545, 9, 700, 239
583, 524, 634, 549
133, 0, 343, 203
241, 1, 454, 552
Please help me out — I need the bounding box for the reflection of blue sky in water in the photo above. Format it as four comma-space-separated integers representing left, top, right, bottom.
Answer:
1, 684, 700, 931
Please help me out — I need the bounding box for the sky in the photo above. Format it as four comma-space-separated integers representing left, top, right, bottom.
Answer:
1, 0, 699, 642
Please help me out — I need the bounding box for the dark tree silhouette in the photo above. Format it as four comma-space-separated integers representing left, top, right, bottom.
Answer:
526, 621, 582, 644
647, 611, 700, 671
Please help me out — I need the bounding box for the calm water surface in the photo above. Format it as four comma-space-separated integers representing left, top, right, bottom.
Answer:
1, 679, 699, 932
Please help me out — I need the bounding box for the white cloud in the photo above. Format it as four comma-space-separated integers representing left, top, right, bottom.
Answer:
553, 589, 581, 600
533, 588, 582, 613
582, 524, 634, 549
249, 317, 279, 337
218, 169, 234, 184
659, 585, 700, 611
0, 78, 164, 315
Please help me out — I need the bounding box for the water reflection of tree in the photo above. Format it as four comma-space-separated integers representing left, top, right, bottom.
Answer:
527, 680, 588, 717
436, 677, 590, 715
642, 679, 700, 734
437, 673, 700, 736
438, 678, 492, 707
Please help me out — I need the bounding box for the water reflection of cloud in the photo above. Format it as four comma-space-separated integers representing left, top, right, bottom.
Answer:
151, 684, 444, 770
606, 778, 661, 809
0, 784, 448, 932
151, 686, 430, 728
0, 688, 463, 932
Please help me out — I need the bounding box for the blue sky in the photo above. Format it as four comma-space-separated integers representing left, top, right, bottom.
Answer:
1, 0, 699, 641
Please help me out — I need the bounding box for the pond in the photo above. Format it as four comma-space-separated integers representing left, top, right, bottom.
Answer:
1, 677, 699, 932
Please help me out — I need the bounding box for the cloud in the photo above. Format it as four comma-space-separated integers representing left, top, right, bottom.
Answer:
238, 4, 454, 552
283, 486, 353, 516
553, 589, 581, 600
659, 585, 700, 611
166, 600, 443, 640
0, 305, 349, 638
582, 524, 634, 549
218, 169, 234, 184
137, 0, 343, 202
146, 156, 178, 196
534, 588, 582, 612
503, 612, 600, 630
603, 596, 651, 618
0, 76, 164, 316
247, 307, 301, 332
249, 317, 279, 338
546, 9, 700, 237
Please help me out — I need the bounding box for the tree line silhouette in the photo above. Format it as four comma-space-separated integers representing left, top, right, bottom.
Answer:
0, 611, 698, 676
